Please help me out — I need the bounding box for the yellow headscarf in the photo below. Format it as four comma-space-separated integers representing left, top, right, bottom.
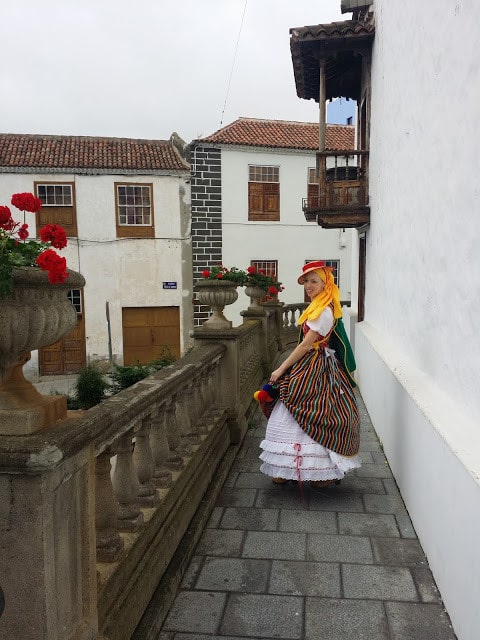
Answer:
297, 268, 342, 325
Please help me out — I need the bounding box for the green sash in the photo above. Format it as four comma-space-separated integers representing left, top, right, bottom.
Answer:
299, 316, 357, 387
329, 317, 357, 387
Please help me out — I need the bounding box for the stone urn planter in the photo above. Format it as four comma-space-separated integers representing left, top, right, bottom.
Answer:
195, 280, 238, 329
0, 267, 86, 435
244, 285, 269, 311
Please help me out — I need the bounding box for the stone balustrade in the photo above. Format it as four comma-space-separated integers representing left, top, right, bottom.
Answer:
279, 302, 308, 349
0, 304, 292, 640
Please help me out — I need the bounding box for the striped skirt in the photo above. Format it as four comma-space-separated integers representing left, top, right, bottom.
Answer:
260, 347, 361, 481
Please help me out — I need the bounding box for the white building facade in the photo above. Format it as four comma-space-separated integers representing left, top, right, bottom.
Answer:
0, 134, 193, 379
357, 3, 480, 639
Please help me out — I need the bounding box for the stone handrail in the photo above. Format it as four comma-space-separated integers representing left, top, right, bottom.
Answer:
0, 303, 295, 640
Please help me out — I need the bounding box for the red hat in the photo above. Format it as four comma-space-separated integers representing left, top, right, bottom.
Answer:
297, 260, 332, 284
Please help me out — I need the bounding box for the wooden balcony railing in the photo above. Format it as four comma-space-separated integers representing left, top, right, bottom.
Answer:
302, 150, 370, 228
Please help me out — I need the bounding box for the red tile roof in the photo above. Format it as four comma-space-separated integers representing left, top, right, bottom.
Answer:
0, 134, 189, 172
198, 117, 355, 151
289, 19, 374, 42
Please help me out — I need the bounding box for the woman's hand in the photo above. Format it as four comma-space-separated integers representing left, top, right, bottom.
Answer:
269, 368, 283, 384
268, 329, 320, 384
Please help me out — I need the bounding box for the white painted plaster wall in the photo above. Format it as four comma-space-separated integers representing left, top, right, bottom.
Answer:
0, 171, 192, 378
218, 147, 354, 325
356, 2, 480, 638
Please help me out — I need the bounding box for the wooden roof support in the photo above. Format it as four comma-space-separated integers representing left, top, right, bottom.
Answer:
319, 59, 326, 152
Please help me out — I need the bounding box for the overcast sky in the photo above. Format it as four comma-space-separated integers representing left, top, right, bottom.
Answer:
1, 0, 350, 144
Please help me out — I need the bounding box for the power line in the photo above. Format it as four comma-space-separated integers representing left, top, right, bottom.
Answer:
220, 0, 248, 128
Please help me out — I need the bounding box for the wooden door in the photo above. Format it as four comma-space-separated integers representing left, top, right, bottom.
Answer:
39, 289, 86, 375
122, 307, 180, 365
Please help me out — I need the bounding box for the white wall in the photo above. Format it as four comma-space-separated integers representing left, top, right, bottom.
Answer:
367, 0, 479, 424
357, 2, 480, 638
0, 171, 192, 376
219, 147, 354, 324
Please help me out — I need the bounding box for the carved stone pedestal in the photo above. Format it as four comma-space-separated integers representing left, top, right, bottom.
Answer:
0, 267, 85, 435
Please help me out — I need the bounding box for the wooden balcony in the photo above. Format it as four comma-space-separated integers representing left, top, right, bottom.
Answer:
303, 150, 370, 228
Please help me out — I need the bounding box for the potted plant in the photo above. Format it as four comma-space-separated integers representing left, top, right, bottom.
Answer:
195, 265, 246, 329
196, 264, 284, 324
243, 266, 283, 309
0, 192, 85, 434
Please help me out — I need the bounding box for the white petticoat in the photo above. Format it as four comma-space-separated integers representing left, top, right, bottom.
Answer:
259, 400, 361, 481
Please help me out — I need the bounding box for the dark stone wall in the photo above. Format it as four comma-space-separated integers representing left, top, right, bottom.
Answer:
190, 145, 222, 326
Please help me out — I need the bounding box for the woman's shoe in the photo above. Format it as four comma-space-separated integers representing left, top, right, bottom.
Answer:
272, 477, 289, 485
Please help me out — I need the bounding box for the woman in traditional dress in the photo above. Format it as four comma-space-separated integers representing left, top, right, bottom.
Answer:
259, 261, 361, 488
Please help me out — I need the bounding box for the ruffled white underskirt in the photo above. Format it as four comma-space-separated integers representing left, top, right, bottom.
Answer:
259, 401, 361, 481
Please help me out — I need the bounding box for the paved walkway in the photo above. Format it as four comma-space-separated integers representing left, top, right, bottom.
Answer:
156, 392, 457, 640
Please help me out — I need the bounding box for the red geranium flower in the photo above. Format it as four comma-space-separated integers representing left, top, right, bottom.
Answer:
39, 223, 67, 249
0, 205, 11, 226
201, 269, 211, 278
11, 192, 42, 213
0, 192, 70, 298
247, 266, 256, 274
1, 216, 15, 231
47, 261, 68, 284
17, 224, 29, 240
36, 249, 68, 284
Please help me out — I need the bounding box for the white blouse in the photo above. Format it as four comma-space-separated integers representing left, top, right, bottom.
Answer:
305, 306, 334, 338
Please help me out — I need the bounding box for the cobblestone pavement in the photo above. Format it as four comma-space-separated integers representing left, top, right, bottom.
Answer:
156, 392, 457, 640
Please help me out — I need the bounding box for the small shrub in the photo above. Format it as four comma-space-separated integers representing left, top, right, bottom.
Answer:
110, 346, 175, 393
74, 363, 110, 409
109, 361, 151, 392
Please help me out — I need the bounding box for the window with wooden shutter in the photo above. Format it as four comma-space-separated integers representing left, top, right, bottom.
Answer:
248, 165, 279, 221
115, 182, 154, 238
307, 167, 320, 209
35, 182, 77, 237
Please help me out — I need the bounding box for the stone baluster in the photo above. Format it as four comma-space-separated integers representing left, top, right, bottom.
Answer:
201, 365, 218, 433
292, 308, 298, 328
197, 371, 210, 432
165, 398, 185, 470
196, 371, 210, 434
175, 392, 194, 453
200, 367, 212, 413
95, 450, 124, 562
283, 309, 290, 330
112, 431, 144, 532
205, 362, 217, 408
191, 374, 203, 420
185, 379, 202, 442
150, 405, 173, 487
133, 416, 159, 507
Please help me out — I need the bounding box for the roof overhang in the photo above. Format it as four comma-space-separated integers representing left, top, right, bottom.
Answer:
290, 20, 374, 102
